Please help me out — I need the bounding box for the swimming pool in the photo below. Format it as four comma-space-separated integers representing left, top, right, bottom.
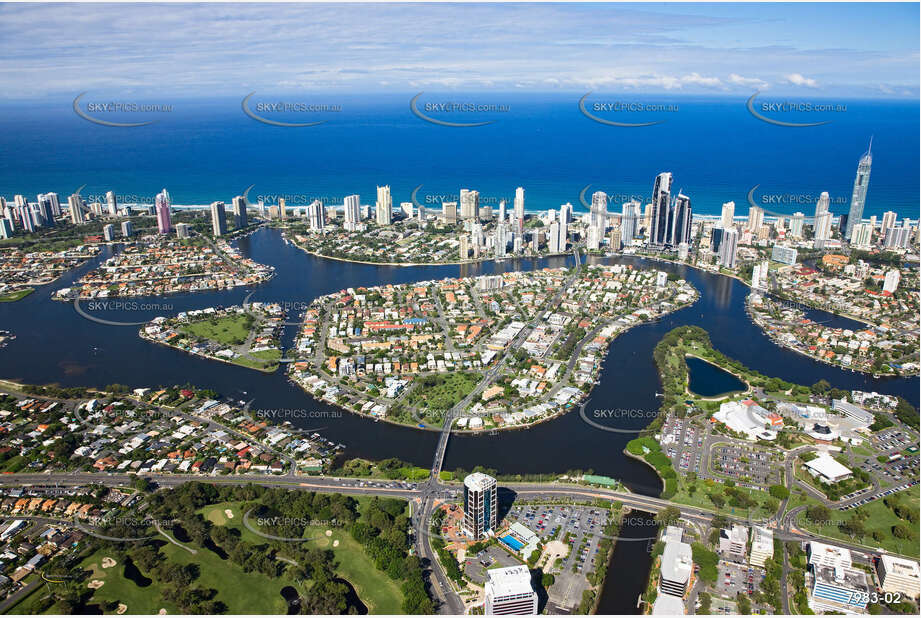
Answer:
500, 534, 524, 551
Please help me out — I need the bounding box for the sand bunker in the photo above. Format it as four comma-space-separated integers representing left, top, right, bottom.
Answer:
116, 604, 127, 615
87, 580, 105, 590
158, 609, 167, 615
224, 509, 234, 519
101, 557, 117, 569
332, 539, 340, 547
325, 529, 332, 537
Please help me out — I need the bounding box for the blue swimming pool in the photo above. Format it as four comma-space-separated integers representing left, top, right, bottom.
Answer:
500, 534, 524, 551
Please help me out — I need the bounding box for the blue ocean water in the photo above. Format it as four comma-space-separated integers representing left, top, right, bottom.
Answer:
0, 92, 917, 219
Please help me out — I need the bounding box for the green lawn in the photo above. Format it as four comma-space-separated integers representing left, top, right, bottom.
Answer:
76, 548, 179, 615
179, 313, 252, 346
0, 288, 33, 302
795, 485, 920, 558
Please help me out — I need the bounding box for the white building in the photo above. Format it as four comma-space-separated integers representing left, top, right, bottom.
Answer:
375, 185, 392, 225
750, 526, 774, 567
484, 565, 538, 615
883, 269, 901, 294
659, 525, 692, 599
876, 554, 920, 600
463, 472, 497, 539
804, 453, 853, 484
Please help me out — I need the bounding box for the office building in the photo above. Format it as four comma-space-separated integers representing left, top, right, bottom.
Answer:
659, 526, 692, 598
649, 172, 673, 247
721, 201, 736, 229
175, 222, 191, 239
845, 140, 872, 240
876, 555, 920, 600
484, 565, 538, 615
68, 194, 85, 225
375, 185, 392, 225
719, 524, 749, 563
307, 200, 326, 231
155, 189, 171, 234
210, 201, 227, 236
807, 542, 870, 614
883, 269, 900, 294
232, 195, 248, 228
460, 189, 479, 221
749, 527, 774, 567
343, 194, 361, 231
463, 472, 497, 540
121, 220, 134, 237
771, 244, 798, 265
442, 201, 457, 225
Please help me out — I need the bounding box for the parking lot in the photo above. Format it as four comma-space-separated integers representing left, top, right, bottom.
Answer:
661, 414, 706, 477
464, 545, 521, 585
711, 560, 763, 599
709, 443, 781, 489
503, 503, 611, 611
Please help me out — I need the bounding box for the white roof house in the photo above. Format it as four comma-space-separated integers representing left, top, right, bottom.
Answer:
804, 453, 853, 483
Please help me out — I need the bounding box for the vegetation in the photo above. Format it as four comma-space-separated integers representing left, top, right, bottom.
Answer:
405, 371, 479, 411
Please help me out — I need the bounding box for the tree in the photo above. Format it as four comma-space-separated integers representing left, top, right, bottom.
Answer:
768, 485, 790, 500
655, 506, 681, 527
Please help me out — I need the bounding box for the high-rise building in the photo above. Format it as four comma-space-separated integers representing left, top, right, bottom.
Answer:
18, 205, 35, 233
659, 526, 693, 598
670, 193, 692, 247
558, 204, 571, 251
497, 199, 506, 224
719, 228, 739, 268
37, 194, 55, 227
721, 201, 736, 229
278, 197, 287, 221
812, 192, 832, 248
375, 185, 392, 225
746, 205, 764, 233
463, 472, 497, 540
210, 201, 227, 236
885, 225, 911, 250
307, 200, 326, 231
155, 189, 171, 234
458, 234, 469, 260
400, 201, 414, 218
771, 245, 798, 265
751, 260, 769, 290
121, 220, 134, 237
102, 223, 115, 242
876, 555, 921, 601
559, 201, 573, 226
484, 566, 538, 615
880, 211, 898, 238
649, 172, 672, 247
790, 212, 805, 238
850, 222, 873, 248
587, 191, 607, 250
175, 222, 191, 239
343, 194, 361, 231
106, 191, 118, 217
442, 201, 457, 225
621, 200, 640, 246
883, 269, 900, 294
0, 218, 13, 239
460, 189, 479, 221
44, 192, 61, 217
68, 193, 85, 225
232, 195, 248, 228
845, 140, 872, 240
548, 221, 561, 253
494, 224, 508, 257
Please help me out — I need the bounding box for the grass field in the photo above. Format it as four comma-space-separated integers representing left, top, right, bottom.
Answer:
794, 485, 920, 558
74, 549, 179, 615
406, 372, 479, 411
233, 349, 281, 372
179, 314, 252, 346
0, 288, 33, 302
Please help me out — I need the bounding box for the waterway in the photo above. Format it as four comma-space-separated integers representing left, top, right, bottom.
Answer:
0, 227, 917, 612
686, 356, 747, 398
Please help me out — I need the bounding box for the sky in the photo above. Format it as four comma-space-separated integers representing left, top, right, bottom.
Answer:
0, 2, 918, 100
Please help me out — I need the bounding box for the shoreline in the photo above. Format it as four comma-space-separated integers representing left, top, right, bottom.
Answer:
139, 331, 280, 374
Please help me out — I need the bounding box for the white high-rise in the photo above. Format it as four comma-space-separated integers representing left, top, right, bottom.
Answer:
721, 201, 736, 229
210, 201, 227, 236
484, 566, 538, 615
621, 200, 640, 246
746, 205, 764, 232
845, 140, 872, 240
850, 222, 873, 249
344, 194, 361, 231
460, 189, 479, 220
232, 195, 248, 228
790, 212, 805, 238
813, 192, 833, 247
307, 200, 326, 231
68, 194, 85, 225
375, 185, 392, 225
463, 472, 497, 540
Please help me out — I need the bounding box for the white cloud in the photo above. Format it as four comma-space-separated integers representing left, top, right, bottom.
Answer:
785, 73, 819, 87
728, 73, 769, 89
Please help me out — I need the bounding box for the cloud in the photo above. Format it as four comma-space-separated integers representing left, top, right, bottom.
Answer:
785, 73, 819, 87
728, 73, 769, 89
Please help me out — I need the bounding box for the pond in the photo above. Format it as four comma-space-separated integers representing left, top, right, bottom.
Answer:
686, 356, 746, 398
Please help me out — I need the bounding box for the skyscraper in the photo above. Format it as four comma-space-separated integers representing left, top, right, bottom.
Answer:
155, 189, 171, 234
718, 227, 739, 268
343, 194, 361, 231
460, 189, 479, 220
37, 194, 55, 227
850, 222, 873, 249
548, 221, 561, 253
880, 211, 898, 238
210, 201, 227, 236
278, 197, 287, 221
45, 192, 61, 217
232, 195, 248, 228
68, 193, 85, 225
497, 199, 506, 224
813, 192, 832, 248
746, 205, 764, 233
558, 203, 571, 251
106, 191, 118, 217
121, 220, 134, 237
649, 172, 672, 247
721, 201, 736, 229
463, 472, 497, 540
375, 185, 392, 225
845, 139, 872, 240
307, 200, 326, 231
621, 200, 640, 245
442, 201, 457, 225
670, 193, 692, 247
790, 212, 805, 238
494, 224, 508, 257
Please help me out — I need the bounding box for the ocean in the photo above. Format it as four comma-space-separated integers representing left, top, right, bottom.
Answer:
1, 92, 917, 220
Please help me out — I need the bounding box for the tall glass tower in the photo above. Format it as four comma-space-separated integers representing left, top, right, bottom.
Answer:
845, 139, 872, 240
